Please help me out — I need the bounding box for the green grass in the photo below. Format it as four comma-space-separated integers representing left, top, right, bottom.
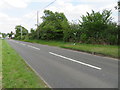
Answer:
22, 39, 67, 46
61, 43, 118, 58
2, 40, 49, 88
22, 39, 118, 58
0, 39, 2, 89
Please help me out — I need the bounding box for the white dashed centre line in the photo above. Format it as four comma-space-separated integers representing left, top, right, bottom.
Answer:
27, 45, 40, 50
49, 52, 102, 70
20, 43, 26, 46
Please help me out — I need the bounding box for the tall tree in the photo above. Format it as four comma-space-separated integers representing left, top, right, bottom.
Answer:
79, 9, 115, 44
15, 25, 28, 40
37, 10, 69, 40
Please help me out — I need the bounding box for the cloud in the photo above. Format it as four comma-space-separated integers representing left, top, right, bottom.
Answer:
45, 0, 118, 22
0, 0, 9, 9
0, 12, 21, 33
21, 11, 38, 31
1, 0, 28, 8
0, 0, 118, 33
44, 0, 95, 21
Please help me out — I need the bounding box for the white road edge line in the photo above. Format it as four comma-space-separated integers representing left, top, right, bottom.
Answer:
49, 52, 102, 70
27, 45, 40, 50
22, 56, 52, 88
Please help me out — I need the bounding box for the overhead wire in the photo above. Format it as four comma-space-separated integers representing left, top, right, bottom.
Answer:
40, 0, 56, 10
22, 0, 57, 29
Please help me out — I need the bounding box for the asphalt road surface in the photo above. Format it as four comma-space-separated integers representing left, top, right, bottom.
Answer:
7, 40, 118, 88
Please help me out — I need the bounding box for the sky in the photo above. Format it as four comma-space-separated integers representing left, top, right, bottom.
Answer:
0, 0, 118, 33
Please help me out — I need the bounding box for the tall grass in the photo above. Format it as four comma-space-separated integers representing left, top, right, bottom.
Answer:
23, 39, 118, 58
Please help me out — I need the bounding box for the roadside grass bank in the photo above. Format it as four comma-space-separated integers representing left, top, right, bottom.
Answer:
22, 39, 118, 59
0, 39, 2, 89
2, 40, 49, 88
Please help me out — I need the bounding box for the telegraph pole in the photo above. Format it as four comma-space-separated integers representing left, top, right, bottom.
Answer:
37, 11, 39, 27
36, 0, 56, 39
37, 11, 39, 39
118, 0, 120, 26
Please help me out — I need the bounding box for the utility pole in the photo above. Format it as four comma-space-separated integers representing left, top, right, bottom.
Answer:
36, 0, 56, 39
118, 0, 120, 26
37, 11, 39, 39
37, 11, 39, 27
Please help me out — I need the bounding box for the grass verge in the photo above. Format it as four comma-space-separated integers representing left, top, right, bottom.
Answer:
0, 39, 2, 89
22, 39, 118, 58
2, 40, 49, 88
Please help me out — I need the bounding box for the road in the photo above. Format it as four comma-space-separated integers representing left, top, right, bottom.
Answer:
7, 39, 118, 88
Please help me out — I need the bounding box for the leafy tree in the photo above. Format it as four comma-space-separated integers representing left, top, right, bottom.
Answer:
37, 10, 69, 40
12, 9, 118, 45
15, 25, 28, 40
7, 31, 14, 38
64, 22, 81, 42
79, 9, 115, 44
104, 22, 118, 45
2, 33, 7, 38
28, 28, 37, 40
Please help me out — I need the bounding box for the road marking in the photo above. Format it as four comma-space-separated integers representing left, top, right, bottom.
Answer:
49, 52, 102, 70
20, 43, 26, 46
10, 40, 40, 50
22, 56, 52, 88
27, 45, 40, 50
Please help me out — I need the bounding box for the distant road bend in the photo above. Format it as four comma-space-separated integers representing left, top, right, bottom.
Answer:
7, 40, 118, 88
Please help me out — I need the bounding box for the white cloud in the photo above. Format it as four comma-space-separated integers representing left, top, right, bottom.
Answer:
28, 0, 55, 3
0, 12, 21, 33
0, 0, 28, 8
0, 13, 9, 18
0, 0, 9, 9
0, 0, 118, 33
46, 0, 118, 22
99, 2, 118, 22
21, 11, 38, 31
44, 0, 94, 22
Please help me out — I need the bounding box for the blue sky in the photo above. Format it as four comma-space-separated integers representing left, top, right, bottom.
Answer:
0, 0, 118, 33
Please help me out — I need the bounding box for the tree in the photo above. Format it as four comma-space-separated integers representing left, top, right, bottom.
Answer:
2, 33, 7, 38
118, 0, 120, 10
28, 28, 37, 40
63, 22, 81, 42
8, 31, 14, 38
15, 25, 28, 40
104, 22, 118, 45
79, 9, 115, 44
37, 10, 69, 40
